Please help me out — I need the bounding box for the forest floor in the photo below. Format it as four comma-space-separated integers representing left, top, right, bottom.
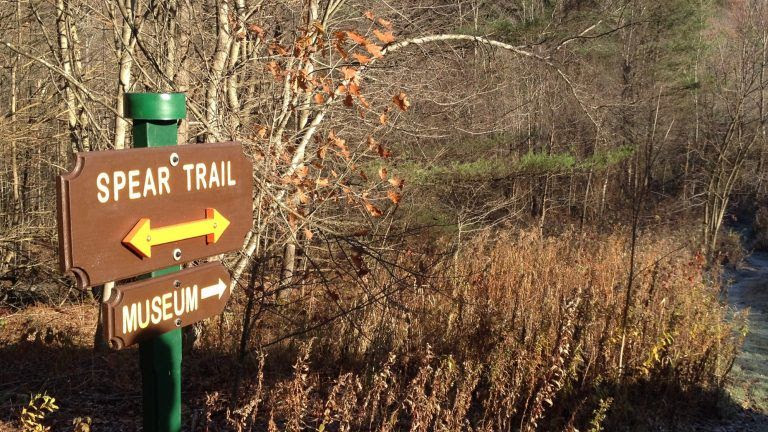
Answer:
3, 255, 768, 430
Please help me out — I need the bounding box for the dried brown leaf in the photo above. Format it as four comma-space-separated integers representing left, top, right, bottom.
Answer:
377, 18, 393, 30
387, 190, 401, 204
341, 66, 358, 81
346, 31, 369, 45
364, 43, 383, 58
373, 29, 395, 44
353, 53, 372, 64
364, 201, 383, 217
393, 92, 410, 111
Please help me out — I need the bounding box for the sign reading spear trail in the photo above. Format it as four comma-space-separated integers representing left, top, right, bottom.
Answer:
56, 141, 253, 287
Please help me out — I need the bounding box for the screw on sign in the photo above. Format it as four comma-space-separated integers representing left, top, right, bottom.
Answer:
56, 141, 253, 287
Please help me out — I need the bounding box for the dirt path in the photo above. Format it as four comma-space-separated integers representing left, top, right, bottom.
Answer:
697, 252, 768, 431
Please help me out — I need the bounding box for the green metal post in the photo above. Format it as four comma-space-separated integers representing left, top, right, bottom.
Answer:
125, 92, 186, 432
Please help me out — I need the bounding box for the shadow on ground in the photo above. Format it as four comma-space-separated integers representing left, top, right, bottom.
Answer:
0, 306, 243, 432
3, 335, 768, 431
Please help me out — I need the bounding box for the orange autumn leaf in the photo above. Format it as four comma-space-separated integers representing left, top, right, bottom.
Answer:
379, 112, 389, 125
248, 24, 265, 39
373, 29, 395, 44
334, 43, 348, 59
364, 10, 375, 21
353, 53, 372, 64
268, 42, 288, 56
378, 166, 388, 181
334, 31, 347, 43
393, 92, 411, 111
303, 228, 314, 240
377, 17, 393, 30
341, 66, 358, 81
316, 146, 327, 160
316, 178, 330, 187
364, 43, 383, 58
314, 93, 325, 105
329, 131, 345, 147
349, 82, 361, 97
346, 31, 369, 45
387, 190, 401, 204
266, 61, 281, 78
364, 201, 383, 217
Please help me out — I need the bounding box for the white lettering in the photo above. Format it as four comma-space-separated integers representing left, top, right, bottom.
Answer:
139, 299, 151, 329
162, 292, 173, 321
183, 163, 194, 191
113, 171, 126, 201
128, 170, 141, 199
209, 162, 221, 188
158, 167, 170, 195
97, 173, 110, 203
143, 168, 157, 197
151, 296, 162, 325
186, 285, 198, 312
227, 161, 236, 186
195, 163, 207, 190
122, 304, 138, 334
173, 289, 185, 316
97, 159, 240, 204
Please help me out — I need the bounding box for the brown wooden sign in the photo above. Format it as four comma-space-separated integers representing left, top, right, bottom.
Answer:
57, 141, 252, 287
102, 262, 231, 349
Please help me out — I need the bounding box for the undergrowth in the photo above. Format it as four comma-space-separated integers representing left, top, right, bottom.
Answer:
198, 229, 742, 431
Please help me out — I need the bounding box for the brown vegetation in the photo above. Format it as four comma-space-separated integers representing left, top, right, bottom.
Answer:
1, 230, 742, 430
2, 0, 767, 429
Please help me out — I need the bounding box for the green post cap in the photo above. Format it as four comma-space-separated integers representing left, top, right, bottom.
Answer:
125, 93, 186, 120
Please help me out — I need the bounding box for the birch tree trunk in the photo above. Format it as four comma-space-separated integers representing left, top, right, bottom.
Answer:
206, 0, 231, 141
113, 0, 136, 151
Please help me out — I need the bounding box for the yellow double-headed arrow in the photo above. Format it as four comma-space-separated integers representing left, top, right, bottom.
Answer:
122, 208, 230, 258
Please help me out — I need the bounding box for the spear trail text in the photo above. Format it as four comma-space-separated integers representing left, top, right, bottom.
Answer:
96, 160, 237, 203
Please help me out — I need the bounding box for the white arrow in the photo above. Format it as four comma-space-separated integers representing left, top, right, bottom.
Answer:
200, 279, 227, 300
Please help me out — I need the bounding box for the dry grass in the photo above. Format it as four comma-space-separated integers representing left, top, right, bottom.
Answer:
209, 229, 742, 431
0, 230, 743, 431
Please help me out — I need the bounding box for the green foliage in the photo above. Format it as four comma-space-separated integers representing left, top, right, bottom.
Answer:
402, 145, 634, 185
585, 146, 635, 170
587, 397, 614, 432
517, 151, 576, 173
